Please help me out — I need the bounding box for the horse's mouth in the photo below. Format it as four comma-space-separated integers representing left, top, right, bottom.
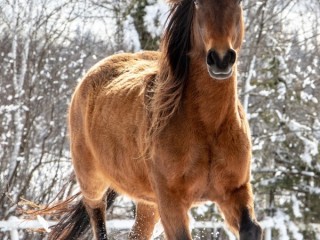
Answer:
207, 66, 233, 80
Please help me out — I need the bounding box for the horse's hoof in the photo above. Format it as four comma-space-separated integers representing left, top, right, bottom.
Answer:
240, 221, 262, 240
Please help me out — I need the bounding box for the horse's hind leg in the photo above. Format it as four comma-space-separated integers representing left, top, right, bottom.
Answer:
129, 202, 160, 240
80, 187, 118, 240
80, 181, 109, 240
71, 134, 110, 239
83, 199, 108, 240
217, 183, 262, 240
74, 162, 109, 239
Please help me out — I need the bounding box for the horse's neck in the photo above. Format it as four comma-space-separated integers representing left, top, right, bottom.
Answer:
184, 63, 239, 133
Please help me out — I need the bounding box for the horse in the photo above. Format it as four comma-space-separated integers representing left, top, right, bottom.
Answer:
48, 0, 262, 239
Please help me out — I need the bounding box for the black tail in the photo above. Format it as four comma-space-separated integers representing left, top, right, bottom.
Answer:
49, 189, 118, 240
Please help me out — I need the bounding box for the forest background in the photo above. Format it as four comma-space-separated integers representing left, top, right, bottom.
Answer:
0, 0, 319, 239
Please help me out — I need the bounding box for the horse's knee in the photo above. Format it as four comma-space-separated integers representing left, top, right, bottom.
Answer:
239, 209, 262, 240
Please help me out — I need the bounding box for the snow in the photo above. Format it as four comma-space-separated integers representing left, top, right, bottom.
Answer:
301, 91, 318, 104
287, 119, 319, 165
193, 202, 212, 216
276, 82, 286, 100
243, 56, 256, 113
313, 119, 320, 139
0, 216, 56, 231
152, 220, 164, 239
260, 211, 303, 240
291, 195, 302, 218
258, 90, 272, 96
36, 215, 51, 233
252, 139, 265, 151
288, 119, 311, 132
145, 0, 168, 38
0, 217, 237, 239
123, 15, 141, 51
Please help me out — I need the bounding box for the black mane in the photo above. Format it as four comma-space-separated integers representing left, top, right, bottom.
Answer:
163, 0, 194, 82
147, 0, 195, 140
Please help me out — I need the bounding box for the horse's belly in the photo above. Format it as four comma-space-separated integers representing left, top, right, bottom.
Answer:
86, 86, 156, 201
90, 129, 156, 199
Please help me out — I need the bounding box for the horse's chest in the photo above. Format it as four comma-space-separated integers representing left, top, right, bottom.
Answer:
153, 125, 251, 201
184, 138, 251, 201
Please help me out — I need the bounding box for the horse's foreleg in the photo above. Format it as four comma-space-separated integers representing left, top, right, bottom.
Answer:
154, 188, 192, 240
217, 183, 262, 240
238, 207, 262, 240
129, 202, 160, 240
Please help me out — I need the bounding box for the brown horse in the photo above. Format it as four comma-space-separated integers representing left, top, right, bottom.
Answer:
48, 0, 262, 239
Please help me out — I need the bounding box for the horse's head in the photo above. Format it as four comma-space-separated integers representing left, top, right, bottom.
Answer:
192, 0, 244, 80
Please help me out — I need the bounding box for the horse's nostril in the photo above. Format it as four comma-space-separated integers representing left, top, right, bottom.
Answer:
227, 49, 236, 65
207, 50, 218, 66
206, 50, 215, 66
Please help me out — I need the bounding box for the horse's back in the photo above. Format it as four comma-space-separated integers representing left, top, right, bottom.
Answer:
69, 51, 159, 198
74, 51, 159, 97
70, 50, 160, 146
71, 50, 159, 123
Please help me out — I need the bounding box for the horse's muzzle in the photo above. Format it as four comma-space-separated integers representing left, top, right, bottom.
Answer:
206, 49, 236, 80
